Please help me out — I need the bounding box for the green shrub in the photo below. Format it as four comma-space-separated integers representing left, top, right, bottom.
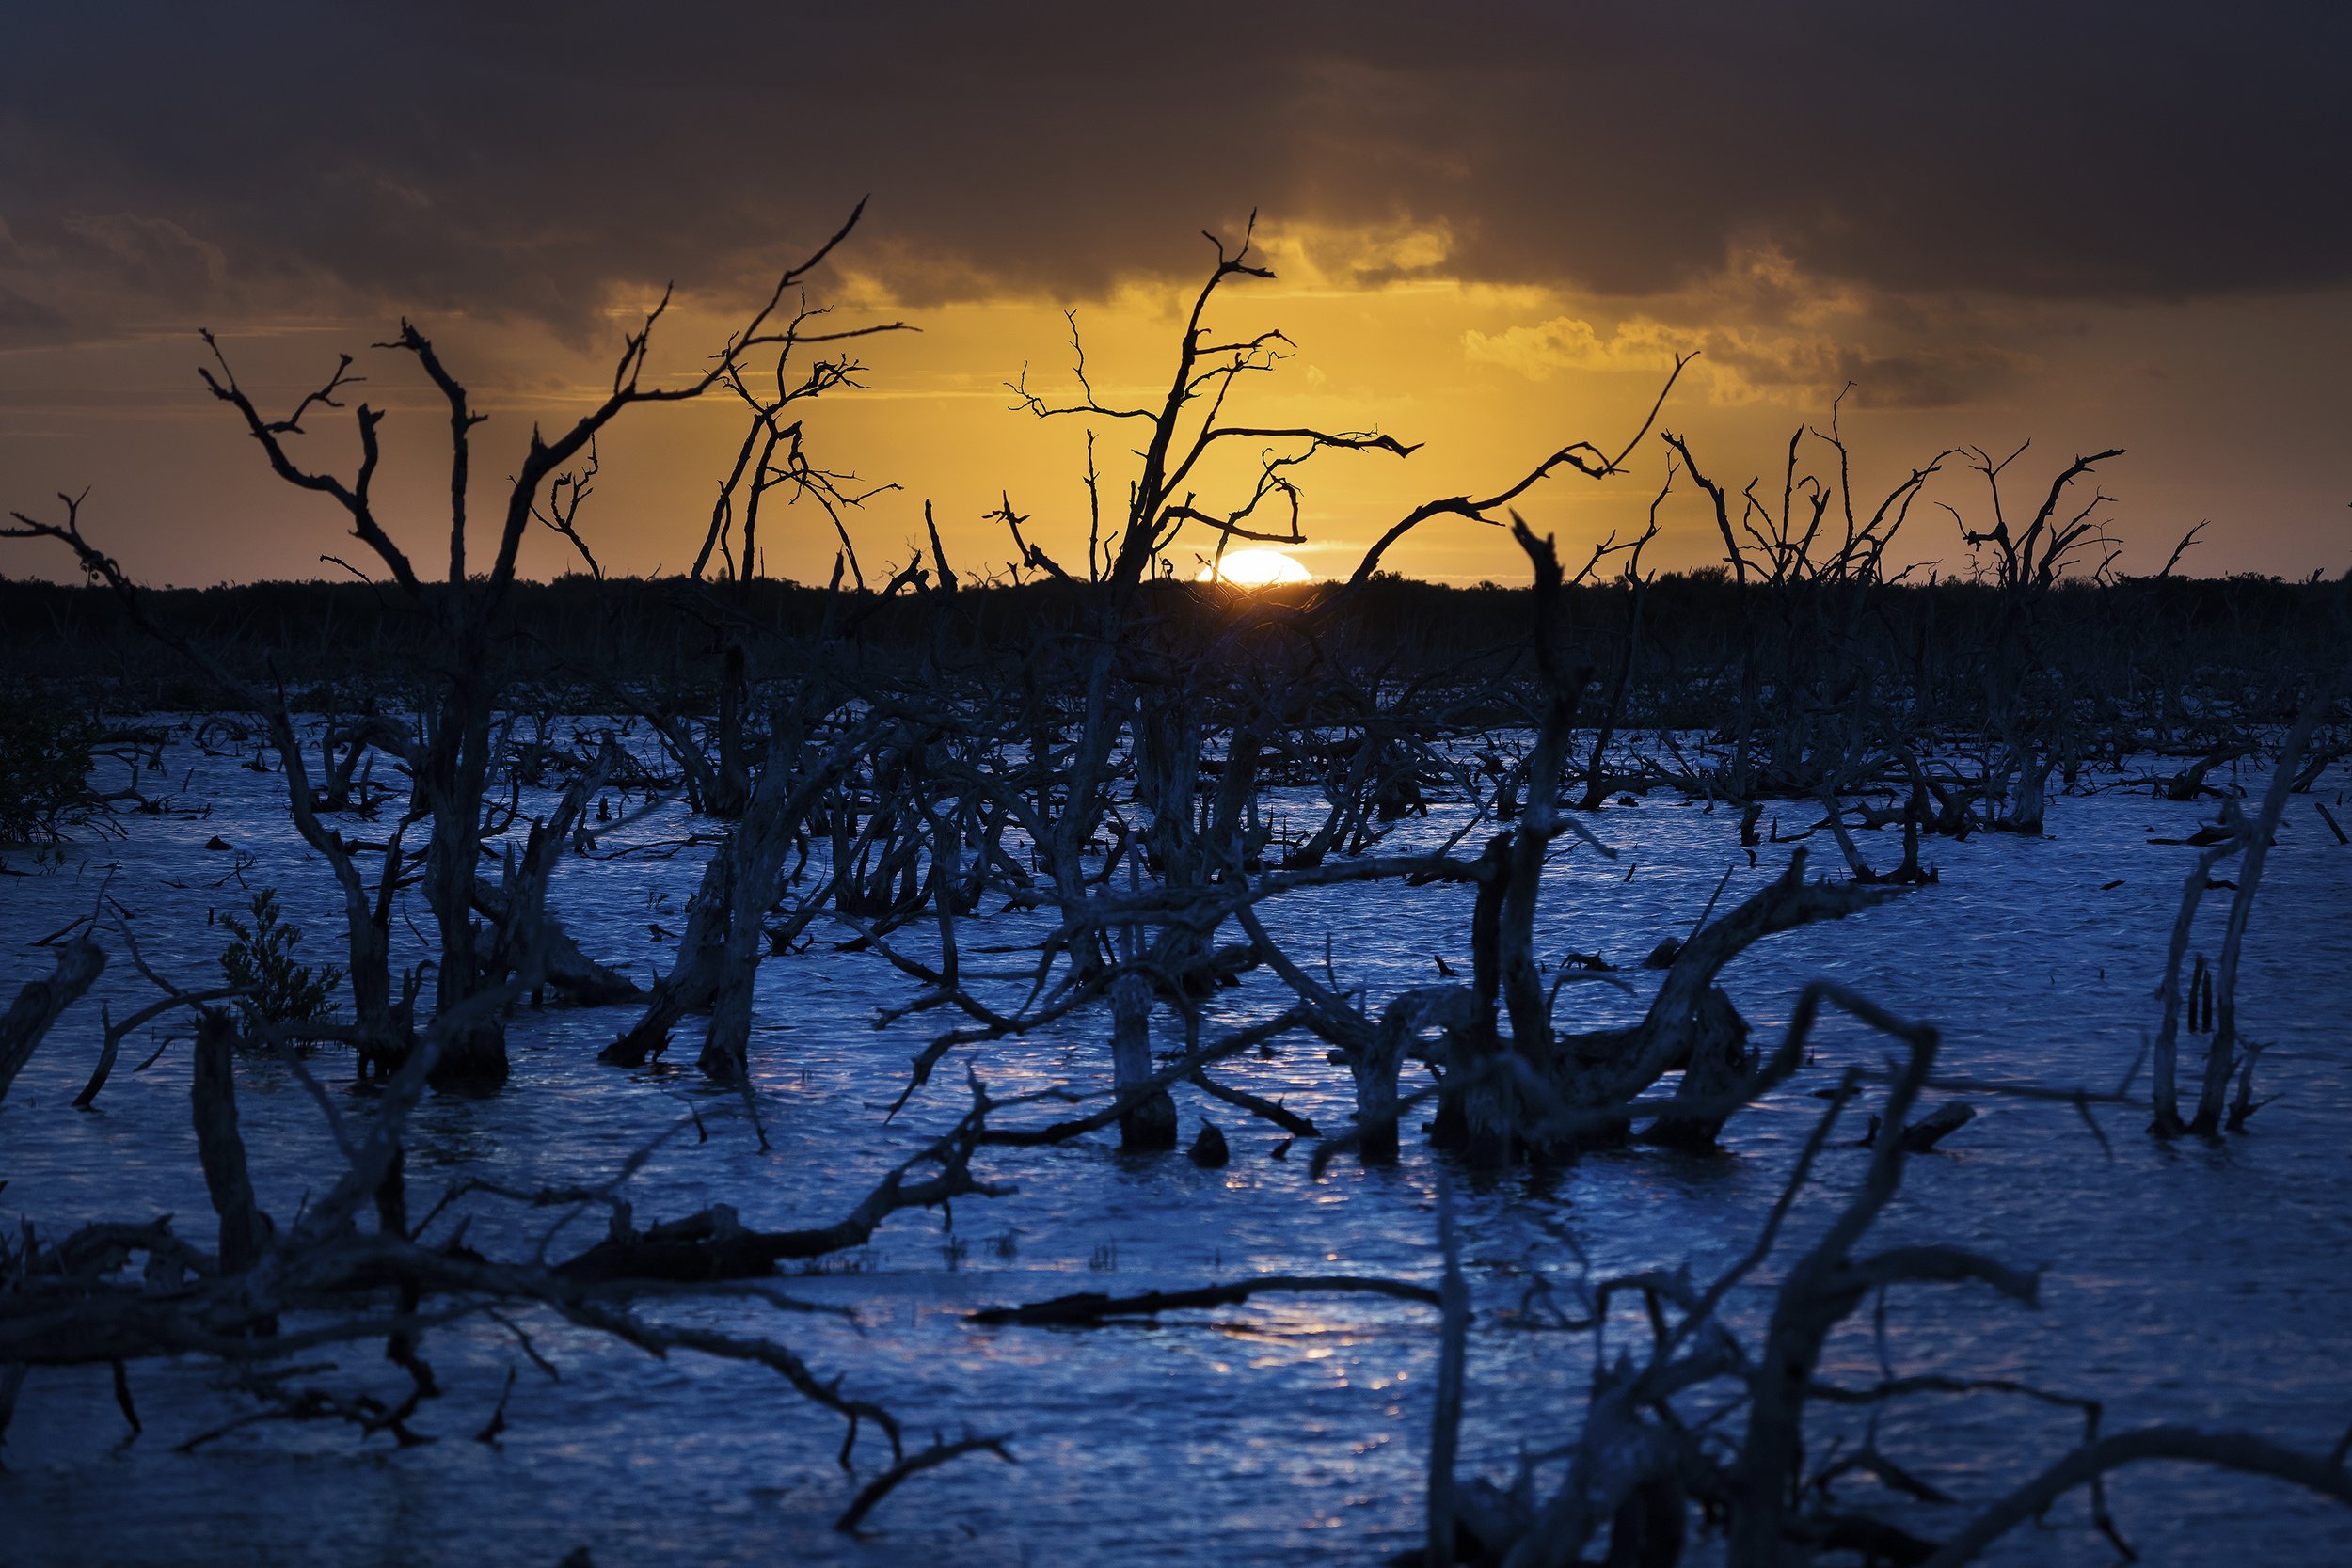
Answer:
219, 890, 345, 1032
0, 690, 102, 845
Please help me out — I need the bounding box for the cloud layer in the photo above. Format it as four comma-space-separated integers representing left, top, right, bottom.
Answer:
6, 1, 2346, 344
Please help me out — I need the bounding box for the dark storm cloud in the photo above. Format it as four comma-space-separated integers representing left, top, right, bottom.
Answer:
3, 1, 2347, 341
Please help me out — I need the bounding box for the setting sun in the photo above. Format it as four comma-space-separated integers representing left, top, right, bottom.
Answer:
1196, 548, 1311, 587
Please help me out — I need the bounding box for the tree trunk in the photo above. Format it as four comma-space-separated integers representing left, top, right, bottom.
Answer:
423, 681, 506, 1089
2004, 747, 2051, 834
1638, 988, 1752, 1151
1439, 836, 1519, 1166
713, 641, 750, 817
606, 850, 731, 1068
1356, 986, 1476, 1165
0, 938, 106, 1103
191, 1009, 272, 1273
1352, 1010, 1409, 1165
1110, 973, 1176, 1151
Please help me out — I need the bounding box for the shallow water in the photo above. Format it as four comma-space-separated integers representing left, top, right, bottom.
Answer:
3, 728, 2350, 1566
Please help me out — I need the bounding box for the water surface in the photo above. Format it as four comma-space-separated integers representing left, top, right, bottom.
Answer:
4, 731, 2348, 1565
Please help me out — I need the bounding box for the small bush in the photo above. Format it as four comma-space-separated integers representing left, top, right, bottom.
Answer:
219, 889, 344, 1032
0, 690, 102, 845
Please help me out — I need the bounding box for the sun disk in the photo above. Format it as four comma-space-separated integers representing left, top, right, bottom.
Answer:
1197, 548, 1311, 587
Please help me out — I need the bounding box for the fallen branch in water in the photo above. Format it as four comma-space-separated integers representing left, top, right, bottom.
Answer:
970, 1274, 1442, 1326
1919, 1426, 2352, 1567
834, 1432, 1016, 1533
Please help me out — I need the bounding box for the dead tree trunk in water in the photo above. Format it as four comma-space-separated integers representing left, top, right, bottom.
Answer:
1354, 987, 1477, 1164
1435, 833, 1521, 1164
2192, 701, 2322, 1133
1435, 521, 1592, 1165
1637, 988, 1754, 1150
604, 851, 732, 1069
1109, 970, 1177, 1151
191, 1009, 273, 1274
0, 937, 106, 1103
699, 711, 867, 1085
1554, 849, 1892, 1150
698, 721, 808, 1086
2148, 825, 2238, 1136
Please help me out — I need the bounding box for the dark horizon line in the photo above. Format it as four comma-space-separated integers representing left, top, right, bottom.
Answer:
8, 563, 2343, 595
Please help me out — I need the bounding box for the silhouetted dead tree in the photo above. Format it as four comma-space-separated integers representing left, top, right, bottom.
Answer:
1943, 441, 2128, 833
887, 220, 1694, 1149
2151, 694, 2328, 1134
1212, 520, 1893, 1168
690, 295, 903, 589
1577, 462, 1669, 810
1661, 392, 1957, 823
8, 206, 889, 1085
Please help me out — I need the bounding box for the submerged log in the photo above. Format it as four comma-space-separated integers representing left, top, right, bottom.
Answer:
1188, 1068, 1316, 1138
558, 1105, 1008, 1285
2162, 746, 2244, 801
1900, 1101, 1977, 1152
1860, 1101, 1978, 1154
1438, 834, 1521, 1166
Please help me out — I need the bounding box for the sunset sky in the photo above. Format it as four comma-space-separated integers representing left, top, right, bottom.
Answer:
5, 2, 2347, 587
